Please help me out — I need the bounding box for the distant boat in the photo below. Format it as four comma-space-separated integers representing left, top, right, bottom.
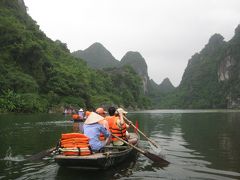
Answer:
63, 108, 74, 115
54, 133, 139, 170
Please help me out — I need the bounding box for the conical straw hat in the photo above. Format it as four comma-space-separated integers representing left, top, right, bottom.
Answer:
84, 112, 104, 125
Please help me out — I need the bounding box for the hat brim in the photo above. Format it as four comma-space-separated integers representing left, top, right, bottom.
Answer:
84, 112, 104, 124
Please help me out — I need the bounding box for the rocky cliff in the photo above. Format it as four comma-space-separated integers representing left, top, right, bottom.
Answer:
164, 24, 240, 109
217, 25, 240, 108
120, 51, 149, 93
218, 25, 240, 83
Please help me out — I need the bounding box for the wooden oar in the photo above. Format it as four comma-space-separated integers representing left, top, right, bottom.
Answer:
123, 115, 161, 149
111, 134, 169, 164
25, 147, 56, 161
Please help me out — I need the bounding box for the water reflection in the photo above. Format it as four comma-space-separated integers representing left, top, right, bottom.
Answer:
128, 111, 240, 179
129, 113, 181, 137
56, 154, 139, 180
180, 113, 240, 172
0, 111, 240, 179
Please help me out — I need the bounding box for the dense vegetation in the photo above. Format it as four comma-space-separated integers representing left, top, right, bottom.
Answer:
0, 0, 150, 113
158, 29, 240, 109
146, 78, 175, 108
2, 1, 240, 112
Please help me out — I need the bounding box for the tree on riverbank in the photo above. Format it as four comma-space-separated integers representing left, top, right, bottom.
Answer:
0, 0, 151, 113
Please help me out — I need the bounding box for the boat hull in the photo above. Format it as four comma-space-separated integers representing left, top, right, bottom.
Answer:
54, 133, 139, 169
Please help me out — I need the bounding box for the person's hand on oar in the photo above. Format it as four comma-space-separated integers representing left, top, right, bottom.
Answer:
111, 134, 169, 165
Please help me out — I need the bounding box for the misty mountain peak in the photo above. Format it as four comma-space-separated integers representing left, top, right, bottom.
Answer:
158, 78, 175, 93
234, 24, 240, 35
121, 51, 148, 77
160, 78, 172, 85
85, 42, 106, 51
72, 42, 119, 69
84, 42, 113, 57
208, 33, 224, 45
232, 24, 240, 40
200, 33, 225, 55
121, 51, 145, 63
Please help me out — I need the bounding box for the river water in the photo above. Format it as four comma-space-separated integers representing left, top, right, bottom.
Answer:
0, 110, 240, 180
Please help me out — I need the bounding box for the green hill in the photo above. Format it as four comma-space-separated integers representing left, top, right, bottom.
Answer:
72, 42, 120, 69
160, 25, 240, 109
72, 43, 176, 97
0, 0, 150, 112
4, 1, 238, 111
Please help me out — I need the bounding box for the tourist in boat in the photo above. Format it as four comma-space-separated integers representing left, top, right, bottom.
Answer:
78, 108, 85, 132
71, 113, 80, 132
84, 110, 91, 120
96, 107, 109, 129
105, 106, 116, 143
71, 110, 84, 133
109, 108, 130, 146
96, 107, 110, 141
105, 106, 116, 129
96, 107, 107, 117
78, 108, 84, 119
63, 108, 68, 115
83, 112, 110, 152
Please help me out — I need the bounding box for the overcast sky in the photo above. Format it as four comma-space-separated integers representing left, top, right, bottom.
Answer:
24, 0, 240, 86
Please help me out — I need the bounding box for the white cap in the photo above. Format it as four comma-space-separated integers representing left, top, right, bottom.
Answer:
116, 108, 128, 114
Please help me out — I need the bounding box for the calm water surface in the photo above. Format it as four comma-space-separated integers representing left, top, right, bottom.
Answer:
0, 110, 240, 180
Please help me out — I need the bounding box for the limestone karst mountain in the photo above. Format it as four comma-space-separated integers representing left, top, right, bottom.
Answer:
120, 51, 149, 93
160, 25, 240, 109
72, 43, 175, 95
158, 78, 175, 93
72, 42, 120, 69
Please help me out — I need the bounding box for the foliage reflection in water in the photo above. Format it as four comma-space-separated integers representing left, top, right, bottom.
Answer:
0, 110, 240, 179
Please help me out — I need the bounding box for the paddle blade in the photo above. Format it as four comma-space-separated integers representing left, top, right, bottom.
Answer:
25, 147, 56, 161
149, 141, 162, 154
144, 150, 169, 164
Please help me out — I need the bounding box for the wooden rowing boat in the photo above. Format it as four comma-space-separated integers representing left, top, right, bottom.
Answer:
54, 133, 139, 169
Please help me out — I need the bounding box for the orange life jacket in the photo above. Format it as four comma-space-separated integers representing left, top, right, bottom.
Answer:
109, 117, 127, 141
105, 115, 115, 128
72, 114, 80, 120
60, 133, 92, 156
61, 133, 89, 140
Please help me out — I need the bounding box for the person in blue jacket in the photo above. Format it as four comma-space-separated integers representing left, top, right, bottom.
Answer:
83, 112, 110, 152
